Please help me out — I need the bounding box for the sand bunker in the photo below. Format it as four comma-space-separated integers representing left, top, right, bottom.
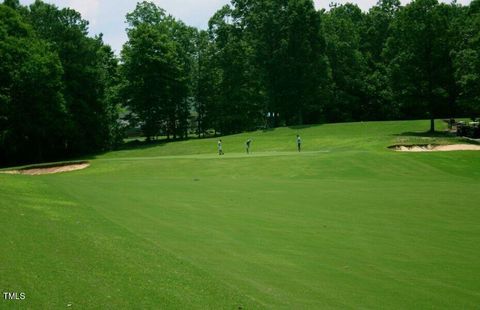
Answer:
390, 144, 480, 152
1, 162, 90, 175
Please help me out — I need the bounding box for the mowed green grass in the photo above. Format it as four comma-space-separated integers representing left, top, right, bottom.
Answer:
1, 120, 480, 309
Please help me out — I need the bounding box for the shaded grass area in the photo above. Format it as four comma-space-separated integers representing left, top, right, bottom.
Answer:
1, 119, 480, 308
100, 120, 475, 160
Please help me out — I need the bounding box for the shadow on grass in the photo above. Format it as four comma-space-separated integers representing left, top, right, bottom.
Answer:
1, 123, 326, 169
392, 130, 480, 145
258, 122, 324, 132
261, 127, 275, 132
71, 139, 173, 163
288, 123, 324, 130
462, 138, 480, 145
120, 138, 168, 151
392, 130, 456, 138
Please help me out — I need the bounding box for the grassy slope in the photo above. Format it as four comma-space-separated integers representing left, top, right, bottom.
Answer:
1, 120, 480, 309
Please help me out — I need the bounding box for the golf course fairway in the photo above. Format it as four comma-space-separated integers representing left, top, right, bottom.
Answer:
1, 120, 479, 309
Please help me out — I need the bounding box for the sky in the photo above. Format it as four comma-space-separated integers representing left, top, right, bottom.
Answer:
19, 0, 472, 54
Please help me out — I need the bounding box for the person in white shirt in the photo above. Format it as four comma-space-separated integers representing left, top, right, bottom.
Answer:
296, 135, 302, 152
218, 139, 224, 155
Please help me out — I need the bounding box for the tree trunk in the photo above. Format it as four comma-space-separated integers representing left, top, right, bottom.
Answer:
430, 118, 435, 133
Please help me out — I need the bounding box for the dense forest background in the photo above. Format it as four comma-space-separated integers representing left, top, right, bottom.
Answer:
1, 0, 479, 166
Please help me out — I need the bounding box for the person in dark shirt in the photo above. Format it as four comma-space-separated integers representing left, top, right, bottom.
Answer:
246, 139, 252, 154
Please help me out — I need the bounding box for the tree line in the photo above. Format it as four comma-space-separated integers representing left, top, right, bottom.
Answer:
196, 0, 480, 134
1, 0, 479, 166
0, 0, 122, 166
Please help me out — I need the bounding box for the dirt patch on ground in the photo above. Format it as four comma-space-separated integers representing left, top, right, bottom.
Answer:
390, 144, 480, 152
1, 162, 90, 175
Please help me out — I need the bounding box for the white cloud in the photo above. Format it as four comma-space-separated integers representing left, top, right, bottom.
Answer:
67, 0, 100, 25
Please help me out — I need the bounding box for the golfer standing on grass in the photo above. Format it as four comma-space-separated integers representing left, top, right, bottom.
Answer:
246, 139, 252, 154
297, 135, 302, 152
218, 139, 224, 155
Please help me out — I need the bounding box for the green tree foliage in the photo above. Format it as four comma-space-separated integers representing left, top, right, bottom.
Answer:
188, 0, 331, 135
206, 5, 265, 134
3, 0, 19, 9
198, 0, 476, 132
452, 0, 480, 116
384, 0, 459, 131
323, 3, 368, 122
0, 4, 67, 164
28, 1, 120, 153
121, 1, 195, 140
361, 0, 400, 120
254, 0, 329, 125
0, 1, 120, 166
194, 30, 222, 136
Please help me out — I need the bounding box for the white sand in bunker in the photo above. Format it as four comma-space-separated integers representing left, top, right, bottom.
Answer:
1, 162, 90, 175
391, 144, 480, 152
